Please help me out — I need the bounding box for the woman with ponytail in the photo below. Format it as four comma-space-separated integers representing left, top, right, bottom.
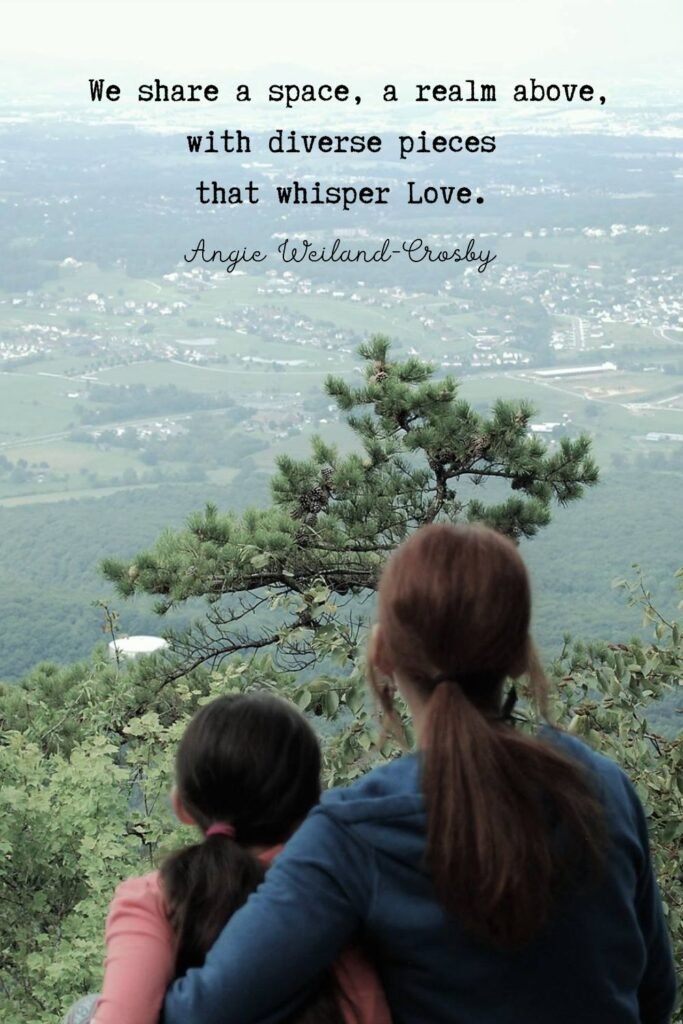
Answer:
163, 522, 676, 1024
84, 693, 389, 1024
373, 523, 609, 951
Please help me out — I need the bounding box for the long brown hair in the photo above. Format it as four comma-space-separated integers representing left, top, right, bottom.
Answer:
160, 694, 346, 1024
376, 523, 605, 949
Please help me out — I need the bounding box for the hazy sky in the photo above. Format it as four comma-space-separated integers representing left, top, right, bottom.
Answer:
4, 0, 683, 90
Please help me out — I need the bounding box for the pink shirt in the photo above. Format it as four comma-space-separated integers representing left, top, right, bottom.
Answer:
93, 872, 174, 1024
94, 854, 390, 1024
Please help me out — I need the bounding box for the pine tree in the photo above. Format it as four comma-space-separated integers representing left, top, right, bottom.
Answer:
102, 336, 598, 674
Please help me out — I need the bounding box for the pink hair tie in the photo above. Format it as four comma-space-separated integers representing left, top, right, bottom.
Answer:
205, 823, 236, 839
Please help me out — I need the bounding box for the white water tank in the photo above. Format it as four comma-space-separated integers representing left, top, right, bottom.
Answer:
108, 635, 169, 661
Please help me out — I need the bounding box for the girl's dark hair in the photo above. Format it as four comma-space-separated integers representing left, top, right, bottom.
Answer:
376, 523, 606, 950
160, 693, 346, 1024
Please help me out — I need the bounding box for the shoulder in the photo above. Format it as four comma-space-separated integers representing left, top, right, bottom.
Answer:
541, 727, 643, 825
112, 870, 165, 902
543, 725, 626, 779
107, 871, 170, 931
318, 754, 425, 827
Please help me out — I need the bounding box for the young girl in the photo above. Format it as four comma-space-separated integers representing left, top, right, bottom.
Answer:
71, 693, 390, 1024
163, 523, 676, 1024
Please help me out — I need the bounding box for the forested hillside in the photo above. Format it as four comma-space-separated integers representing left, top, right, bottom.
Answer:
0, 441, 680, 681
0, 474, 268, 678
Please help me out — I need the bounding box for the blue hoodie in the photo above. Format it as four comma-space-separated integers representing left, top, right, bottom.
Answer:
163, 730, 677, 1024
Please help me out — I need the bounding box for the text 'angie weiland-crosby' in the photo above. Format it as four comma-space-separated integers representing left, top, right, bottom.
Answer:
182, 236, 498, 274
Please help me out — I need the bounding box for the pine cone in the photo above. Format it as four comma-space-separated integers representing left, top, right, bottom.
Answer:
469, 434, 491, 460
292, 484, 329, 521
294, 525, 309, 545
370, 360, 388, 384
307, 485, 328, 512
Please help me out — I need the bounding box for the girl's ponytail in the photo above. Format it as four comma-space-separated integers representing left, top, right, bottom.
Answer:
161, 833, 264, 976
162, 835, 349, 1022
